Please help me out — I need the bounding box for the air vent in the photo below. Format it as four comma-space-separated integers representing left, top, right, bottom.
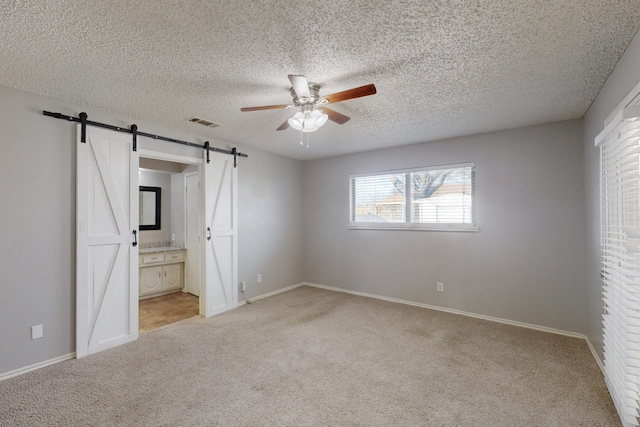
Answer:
188, 117, 220, 128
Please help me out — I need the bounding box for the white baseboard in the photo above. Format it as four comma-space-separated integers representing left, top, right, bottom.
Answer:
303, 283, 612, 380
1, 283, 599, 382
0, 353, 75, 382
1, 283, 305, 381
585, 337, 605, 375
237, 282, 305, 306
303, 282, 587, 339
238, 282, 605, 376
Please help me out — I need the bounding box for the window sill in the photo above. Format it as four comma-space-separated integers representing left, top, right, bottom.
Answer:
347, 225, 479, 232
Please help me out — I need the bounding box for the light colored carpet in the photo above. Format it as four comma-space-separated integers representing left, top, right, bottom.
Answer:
0, 286, 619, 426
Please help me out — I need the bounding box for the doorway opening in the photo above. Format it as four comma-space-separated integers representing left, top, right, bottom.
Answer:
137, 156, 202, 332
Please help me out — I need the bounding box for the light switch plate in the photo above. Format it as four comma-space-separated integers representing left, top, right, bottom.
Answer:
31, 324, 43, 340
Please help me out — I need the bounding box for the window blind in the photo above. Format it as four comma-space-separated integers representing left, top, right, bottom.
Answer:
598, 104, 640, 426
351, 172, 406, 223
409, 167, 473, 225
350, 163, 475, 230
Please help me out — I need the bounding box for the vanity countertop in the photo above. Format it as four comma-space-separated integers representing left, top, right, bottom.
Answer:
139, 247, 184, 254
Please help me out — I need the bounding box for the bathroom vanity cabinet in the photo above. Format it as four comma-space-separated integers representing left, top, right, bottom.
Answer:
139, 249, 186, 298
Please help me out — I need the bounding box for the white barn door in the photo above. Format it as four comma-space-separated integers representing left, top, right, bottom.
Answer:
202, 151, 237, 317
76, 126, 138, 358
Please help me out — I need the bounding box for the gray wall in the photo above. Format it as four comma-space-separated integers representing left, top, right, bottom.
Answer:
238, 147, 304, 300
0, 85, 304, 376
303, 120, 587, 333
0, 86, 76, 376
583, 30, 640, 360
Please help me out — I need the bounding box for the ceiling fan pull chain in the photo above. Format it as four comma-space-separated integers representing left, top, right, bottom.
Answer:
306, 132, 310, 149
300, 116, 306, 145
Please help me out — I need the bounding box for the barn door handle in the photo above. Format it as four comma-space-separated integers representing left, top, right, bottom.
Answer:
132, 230, 138, 247
207, 227, 211, 241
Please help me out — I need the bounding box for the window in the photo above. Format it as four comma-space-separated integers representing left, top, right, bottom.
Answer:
597, 98, 640, 426
349, 163, 475, 230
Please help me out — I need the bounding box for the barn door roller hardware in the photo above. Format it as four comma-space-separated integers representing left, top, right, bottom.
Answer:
43, 111, 248, 166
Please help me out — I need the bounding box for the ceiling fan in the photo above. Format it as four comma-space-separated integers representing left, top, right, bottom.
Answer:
240, 75, 377, 133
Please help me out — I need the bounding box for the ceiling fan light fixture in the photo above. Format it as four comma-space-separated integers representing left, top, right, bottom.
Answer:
240, 74, 376, 137
288, 109, 328, 132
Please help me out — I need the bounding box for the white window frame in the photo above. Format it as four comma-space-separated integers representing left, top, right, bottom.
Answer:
348, 162, 477, 232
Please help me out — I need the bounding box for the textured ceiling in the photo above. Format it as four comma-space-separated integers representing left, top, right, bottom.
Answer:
1, 1, 640, 160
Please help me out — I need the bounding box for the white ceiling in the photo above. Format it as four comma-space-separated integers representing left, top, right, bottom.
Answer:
2, 1, 640, 161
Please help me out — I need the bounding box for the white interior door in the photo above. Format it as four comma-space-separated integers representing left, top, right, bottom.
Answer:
76, 126, 138, 358
185, 172, 201, 297
202, 151, 237, 317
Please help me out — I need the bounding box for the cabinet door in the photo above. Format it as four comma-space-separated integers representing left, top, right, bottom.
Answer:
140, 266, 163, 295
163, 263, 183, 291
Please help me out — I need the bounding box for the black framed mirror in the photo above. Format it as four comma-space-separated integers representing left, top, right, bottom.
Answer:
139, 186, 161, 230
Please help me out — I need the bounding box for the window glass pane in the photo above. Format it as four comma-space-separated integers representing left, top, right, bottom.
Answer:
352, 174, 406, 223
410, 167, 473, 224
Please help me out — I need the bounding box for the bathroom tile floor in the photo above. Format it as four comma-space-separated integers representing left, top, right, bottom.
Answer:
139, 292, 199, 333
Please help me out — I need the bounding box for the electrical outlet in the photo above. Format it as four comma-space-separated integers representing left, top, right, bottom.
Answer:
437, 282, 444, 292
257, 274, 262, 283
241, 281, 247, 292
31, 324, 43, 340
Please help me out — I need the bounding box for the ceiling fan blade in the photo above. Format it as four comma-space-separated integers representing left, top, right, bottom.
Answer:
276, 118, 290, 131
323, 84, 377, 104
240, 104, 291, 112
288, 74, 311, 99
320, 107, 351, 124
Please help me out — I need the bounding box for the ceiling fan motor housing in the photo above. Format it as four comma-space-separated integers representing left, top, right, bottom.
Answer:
290, 83, 323, 106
